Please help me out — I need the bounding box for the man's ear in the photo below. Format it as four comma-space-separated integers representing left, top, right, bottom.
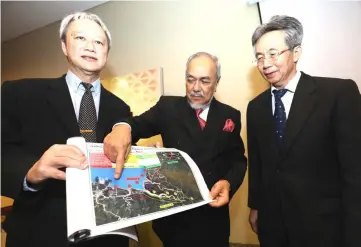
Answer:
61, 41, 68, 56
293, 45, 302, 63
214, 77, 220, 92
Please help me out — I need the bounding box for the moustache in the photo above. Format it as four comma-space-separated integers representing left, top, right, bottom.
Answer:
189, 91, 204, 97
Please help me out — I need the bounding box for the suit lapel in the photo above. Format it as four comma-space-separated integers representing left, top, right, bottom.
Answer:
46, 75, 80, 137
203, 99, 225, 139
280, 72, 317, 158
96, 86, 111, 142
175, 97, 203, 138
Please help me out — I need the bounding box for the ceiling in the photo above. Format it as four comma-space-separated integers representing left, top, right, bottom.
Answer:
1, 1, 109, 42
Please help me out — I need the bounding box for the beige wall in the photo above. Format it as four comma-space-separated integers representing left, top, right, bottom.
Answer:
1, 0, 269, 245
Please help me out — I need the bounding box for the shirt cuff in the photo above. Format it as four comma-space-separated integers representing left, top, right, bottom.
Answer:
113, 122, 132, 131
23, 177, 39, 192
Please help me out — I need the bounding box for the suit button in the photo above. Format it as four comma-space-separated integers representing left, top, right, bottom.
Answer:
276, 169, 280, 173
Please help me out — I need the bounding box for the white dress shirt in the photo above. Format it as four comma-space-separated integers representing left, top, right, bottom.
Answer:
198, 105, 210, 122
271, 70, 301, 119
65, 70, 101, 119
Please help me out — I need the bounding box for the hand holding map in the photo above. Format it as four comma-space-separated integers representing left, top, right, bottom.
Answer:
66, 137, 212, 243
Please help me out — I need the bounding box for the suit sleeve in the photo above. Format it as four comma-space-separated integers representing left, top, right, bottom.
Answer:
247, 102, 261, 210
223, 110, 248, 199
335, 80, 361, 247
129, 96, 164, 143
1, 81, 42, 200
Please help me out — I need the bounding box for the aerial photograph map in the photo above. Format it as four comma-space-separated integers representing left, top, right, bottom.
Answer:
89, 149, 203, 226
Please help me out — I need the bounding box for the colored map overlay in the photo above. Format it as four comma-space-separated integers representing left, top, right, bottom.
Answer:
89, 151, 203, 226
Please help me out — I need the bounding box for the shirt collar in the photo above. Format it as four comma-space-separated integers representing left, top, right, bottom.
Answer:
187, 96, 213, 121
271, 70, 301, 94
199, 106, 209, 120
65, 70, 101, 95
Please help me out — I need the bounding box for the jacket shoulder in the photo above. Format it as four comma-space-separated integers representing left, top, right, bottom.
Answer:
302, 72, 360, 95
248, 88, 270, 106
2, 77, 57, 89
215, 99, 240, 115
153, 95, 183, 109
1, 77, 64, 99
158, 95, 183, 103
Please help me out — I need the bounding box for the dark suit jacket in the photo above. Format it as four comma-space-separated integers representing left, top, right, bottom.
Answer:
127, 96, 247, 242
1, 76, 131, 247
247, 72, 361, 247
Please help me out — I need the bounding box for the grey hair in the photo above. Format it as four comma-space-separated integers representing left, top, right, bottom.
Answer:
252, 15, 303, 51
186, 52, 221, 80
60, 12, 112, 50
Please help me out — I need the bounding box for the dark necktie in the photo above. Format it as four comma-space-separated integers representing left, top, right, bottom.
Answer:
195, 109, 206, 130
273, 89, 288, 146
78, 82, 97, 142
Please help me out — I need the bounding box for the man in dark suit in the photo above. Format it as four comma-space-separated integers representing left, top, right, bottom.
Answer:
1, 12, 132, 247
247, 15, 361, 247
103, 52, 248, 247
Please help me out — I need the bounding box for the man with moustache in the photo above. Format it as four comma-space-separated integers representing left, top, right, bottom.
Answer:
247, 15, 361, 247
1, 12, 132, 247
103, 52, 248, 247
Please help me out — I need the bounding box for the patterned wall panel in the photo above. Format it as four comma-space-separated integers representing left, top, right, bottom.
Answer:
101, 68, 164, 147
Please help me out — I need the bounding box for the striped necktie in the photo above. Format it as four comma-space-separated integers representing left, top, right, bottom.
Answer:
195, 109, 206, 130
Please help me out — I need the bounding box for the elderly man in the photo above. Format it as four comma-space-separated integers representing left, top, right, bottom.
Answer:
1, 12, 131, 247
104, 52, 247, 247
247, 15, 361, 247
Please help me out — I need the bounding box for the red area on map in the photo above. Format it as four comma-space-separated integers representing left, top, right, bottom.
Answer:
90, 153, 112, 168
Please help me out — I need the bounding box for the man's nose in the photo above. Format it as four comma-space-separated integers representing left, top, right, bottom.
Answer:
193, 81, 201, 91
263, 57, 272, 68
84, 40, 95, 52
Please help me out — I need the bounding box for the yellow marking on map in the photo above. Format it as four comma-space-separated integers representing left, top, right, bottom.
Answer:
166, 191, 169, 195
110, 154, 140, 168
160, 203, 174, 209
152, 190, 157, 194
126, 154, 137, 163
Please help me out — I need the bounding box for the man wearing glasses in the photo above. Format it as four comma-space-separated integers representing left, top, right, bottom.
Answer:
247, 15, 361, 247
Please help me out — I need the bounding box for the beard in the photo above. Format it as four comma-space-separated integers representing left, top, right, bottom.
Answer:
187, 95, 213, 110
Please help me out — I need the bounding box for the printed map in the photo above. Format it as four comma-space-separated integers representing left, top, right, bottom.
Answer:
89, 148, 203, 226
